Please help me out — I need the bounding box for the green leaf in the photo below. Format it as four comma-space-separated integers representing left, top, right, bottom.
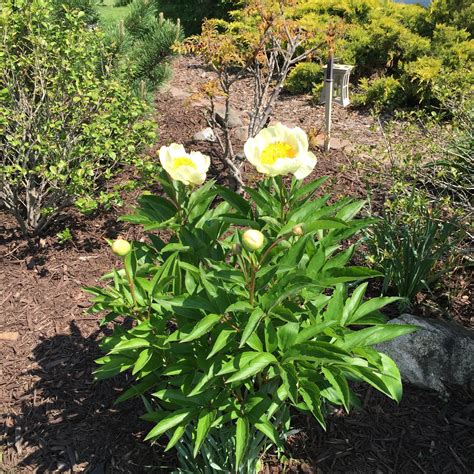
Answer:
180, 313, 222, 343
336, 200, 366, 221
320, 267, 383, 284
226, 353, 276, 383
300, 379, 326, 429
340, 324, 418, 350
304, 217, 349, 232
165, 423, 187, 452
207, 329, 235, 360
217, 185, 252, 216
132, 348, 153, 375
294, 321, 336, 344
279, 363, 298, 404
226, 301, 253, 313
321, 367, 350, 412
351, 297, 402, 323
379, 353, 403, 402
240, 308, 265, 348
341, 282, 368, 325
193, 409, 216, 457
254, 416, 282, 448
264, 319, 278, 353
293, 176, 328, 202
144, 409, 194, 441
284, 341, 350, 363
277, 322, 300, 351
115, 375, 159, 404
235, 416, 249, 468
110, 338, 150, 353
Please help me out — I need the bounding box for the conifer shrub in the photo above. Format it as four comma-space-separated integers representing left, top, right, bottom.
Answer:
108, 0, 183, 95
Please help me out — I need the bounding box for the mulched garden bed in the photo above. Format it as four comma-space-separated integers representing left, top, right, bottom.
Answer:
1, 56, 472, 473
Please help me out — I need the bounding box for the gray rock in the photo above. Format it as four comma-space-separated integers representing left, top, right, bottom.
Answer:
214, 103, 243, 128
375, 314, 474, 397
168, 86, 189, 100
234, 126, 249, 142
193, 127, 216, 142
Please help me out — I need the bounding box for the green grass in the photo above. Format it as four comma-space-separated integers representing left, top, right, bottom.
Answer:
96, 0, 131, 28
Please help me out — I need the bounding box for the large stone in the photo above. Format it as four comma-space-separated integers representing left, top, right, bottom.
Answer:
193, 127, 216, 142
168, 86, 190, 100
375, 314, 474, 397
213, 103, 243, 128
233, 126, 249, 142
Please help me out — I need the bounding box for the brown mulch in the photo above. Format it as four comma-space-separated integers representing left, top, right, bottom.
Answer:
1, 56, 473, 473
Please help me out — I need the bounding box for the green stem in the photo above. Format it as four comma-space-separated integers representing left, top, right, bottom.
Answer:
249, 258, 257, 306
124, 262, 138, 311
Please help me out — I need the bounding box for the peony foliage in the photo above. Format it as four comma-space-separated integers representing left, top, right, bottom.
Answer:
87, 127, 416, 471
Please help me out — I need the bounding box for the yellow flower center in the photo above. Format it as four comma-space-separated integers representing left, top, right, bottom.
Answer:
260, 142, 296, 165
173, 157, 196, 169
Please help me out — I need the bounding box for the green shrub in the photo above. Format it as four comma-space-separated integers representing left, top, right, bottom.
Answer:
87, 163, 415, 470
285, 62, 324, 95
230, 0, 473, 112
114, 0, 133, 6
109, 0, 183, 94
0, 0, 156, 235
52, 0, 100, 24
353, 76, 403, 109
430, 0, 474, 36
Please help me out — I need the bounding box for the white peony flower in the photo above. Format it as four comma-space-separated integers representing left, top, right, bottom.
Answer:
159, 144, 210, 186
244, 123, 317, 179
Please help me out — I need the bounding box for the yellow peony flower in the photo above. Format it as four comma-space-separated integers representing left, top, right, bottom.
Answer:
159, 144, 210, 186
244, 123, 317, 179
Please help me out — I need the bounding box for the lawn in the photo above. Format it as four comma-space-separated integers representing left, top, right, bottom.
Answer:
96, 0, 131, 27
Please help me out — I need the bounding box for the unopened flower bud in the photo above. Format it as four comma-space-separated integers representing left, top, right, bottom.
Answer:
111, 238, 131, 257
242, 229, 265, 251
292, 224, 304, 236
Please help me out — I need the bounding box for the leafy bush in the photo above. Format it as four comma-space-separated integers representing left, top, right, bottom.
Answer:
108, 0, 183, 95
52, 0, 100, 24
352, 76, 403, 109
285, 62, 324, 95
114, 0, 133, 6
87, 129, 415, 470
0, 0, 156, 235
430, 0, 474, 36
229, 0, 473, 111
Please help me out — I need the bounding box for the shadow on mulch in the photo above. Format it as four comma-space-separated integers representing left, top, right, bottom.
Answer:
5, 319, 473, 473
5, 321, 173, 473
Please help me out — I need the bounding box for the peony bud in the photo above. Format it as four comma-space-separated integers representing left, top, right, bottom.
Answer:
111, 238, 131, 257
242, 229, 265, 251
292, 224, 304, 236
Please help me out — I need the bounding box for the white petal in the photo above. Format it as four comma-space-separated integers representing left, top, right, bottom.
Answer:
293, 152, 317, 180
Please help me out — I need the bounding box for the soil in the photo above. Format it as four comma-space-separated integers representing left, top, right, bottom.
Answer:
1, 56, 473, 473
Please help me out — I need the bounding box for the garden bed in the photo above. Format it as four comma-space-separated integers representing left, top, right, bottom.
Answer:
1, 56, 472, 473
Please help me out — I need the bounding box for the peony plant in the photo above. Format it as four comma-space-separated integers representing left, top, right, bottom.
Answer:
86, 125, 416, 472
